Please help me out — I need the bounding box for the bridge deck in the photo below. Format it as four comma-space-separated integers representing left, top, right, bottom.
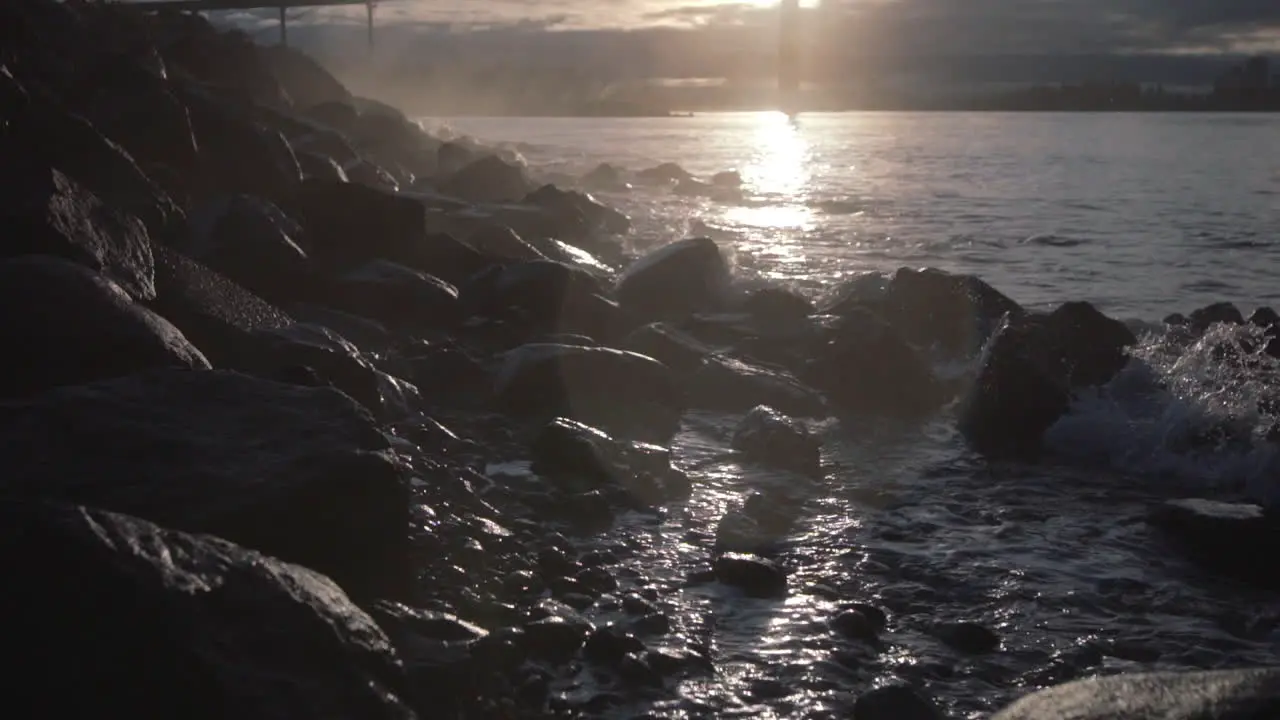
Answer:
126, 0, 371, 11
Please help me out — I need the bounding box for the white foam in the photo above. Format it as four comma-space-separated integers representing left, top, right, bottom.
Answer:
1044, 322, 1280, 504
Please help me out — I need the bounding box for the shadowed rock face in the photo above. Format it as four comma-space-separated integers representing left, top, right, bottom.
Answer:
0, 369, 411, 601
0, 501, 417, 720
992, 668, 1280, 719
615, 238, 730, 325
0, 255, 209, 399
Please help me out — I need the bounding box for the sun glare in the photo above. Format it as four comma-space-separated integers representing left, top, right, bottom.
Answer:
723, 111, 816, 232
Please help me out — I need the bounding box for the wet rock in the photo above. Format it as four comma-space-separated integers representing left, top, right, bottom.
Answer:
2, 88, 183, 238
1248, 306, 1279, 328
831, 610, 880, 643
934, 622, 1001, 654
622, 322, 713, 374
531, 418, 690, 503
458, 260, 614, 340
283, 179, 487, 284
582, 162, 627, 191
1, 158, 156, 300
959, 303, 1136, 457
436, 141, 474, 175
463, 223, 547, 263
615, 238, 730, 324
692, 355, 829, 418
180, 194, 313, 305
826, 267, 1022, 357
1147, 498, 1280, 587
297, 151, 349, 182
1188, 301, 1244, 334
715, 511, 779, 555
0, 369, 411, 600
524, 183, 631, 237
557, 490, 617, 535
618, 652, 664, 687
1, 502, 415, 719
712, 170, 743, 187
576, 566, 619, 595
289, 304, 394, 353
732, 405, 822, 476
632, 612, 672, 636
622, 593, 659, 616
0, 255, 209, 398
330, 259, 459, 333
368, 601, 488, 644
494, 343, 683, 440
713, 553, 788, 598
636, 162, 692, 184
806, 308, 943, 417
741, 286, 814, 329
523, 616, 591, 663
584, 625, 645, 667
181, 86, 302, 202
991, 667, 1280, 720
840, 603, 889, 633
854, 685, 943, 720
443, 155, 531, 203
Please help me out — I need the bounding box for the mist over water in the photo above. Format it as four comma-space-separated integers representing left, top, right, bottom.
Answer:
430, 112, 1280, 717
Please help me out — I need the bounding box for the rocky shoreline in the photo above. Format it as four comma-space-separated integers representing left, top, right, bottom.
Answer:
3, 2, 1279, 718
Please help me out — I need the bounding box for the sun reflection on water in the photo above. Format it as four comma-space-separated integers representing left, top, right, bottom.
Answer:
724, 111, 817, 233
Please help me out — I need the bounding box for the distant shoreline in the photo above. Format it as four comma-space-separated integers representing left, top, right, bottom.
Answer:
425, 108, 1280, 118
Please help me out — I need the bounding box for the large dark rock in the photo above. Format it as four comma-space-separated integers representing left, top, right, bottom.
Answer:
523, 184, 631, 237
740, 287, 814, 330
0, 255, 209, 398
180, 194, 313, 305
691, 355, 829, 418
0, 369, 412, 600
531, 417, 691, 505
621, 322, 713, 375
959, 302, 1136, 457
1148, 498, 1280, 587
180, 85, 302, 202
732, 405, 821, 477
1, 501, 416, 720
992, 668, 1280, 720
824, 267, 1023, 357
459, 260, 618, 341
806, 308, 944, 417
615, 238, 730, 324
283, 179, 487, 284
0, 159, 157, 300
1188, 302, 1245, 335
442, 155, 531, 203
1, 77, 183, 236
146, 241, 294, 367
329, 260, 460, 334
713, 553, 787, 599
494, 343, 683, 440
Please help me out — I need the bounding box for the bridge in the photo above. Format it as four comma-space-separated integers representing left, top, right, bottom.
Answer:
121, 0, 387, 49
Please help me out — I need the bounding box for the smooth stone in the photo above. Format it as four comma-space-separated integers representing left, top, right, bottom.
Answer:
992, 668, 1280, 720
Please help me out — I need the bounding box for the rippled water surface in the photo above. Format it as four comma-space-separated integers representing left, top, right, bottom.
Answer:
432, 112, 1280, 718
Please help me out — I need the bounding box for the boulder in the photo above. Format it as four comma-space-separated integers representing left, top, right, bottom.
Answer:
854, 685, 942, 720
531, 417, 691, 504
459, 260, 616, 341
462, 224, 548, 263
494, 343, 683, 441
1, 84, 183, 236
442, 155, 531, 204
0, 369, 411, 600
740, 286, 813, 330
713, 553, 787, 599
731, 405, 821, 476
180, 85, 302, 202
621, 323, 713, 375
0, 160, 156, 300
180, 194, 313, 305
523, 184, 631, 237
992, 668, 1280, 720
145, 242, 294, 368
1147, 499, 1280, 587
712, 170, 743, 187
0, 255, 208, 399
1189, 301, 1245, 334
806, 308, 943, 417
691, 355, 828, 418
283, 179, 488, 283
615, 238, 730, 324
0, 502, 416, 720
255, 323, 421, 420
329, 260, 460, 334
297, 151, 349, 182
635, 162, 691, 185
824, 267, 1022, 358
959, 303, 1136, 457
582, 163, 627, 191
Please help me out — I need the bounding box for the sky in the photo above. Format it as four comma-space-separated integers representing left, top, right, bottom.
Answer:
187, 0, 1280, 56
